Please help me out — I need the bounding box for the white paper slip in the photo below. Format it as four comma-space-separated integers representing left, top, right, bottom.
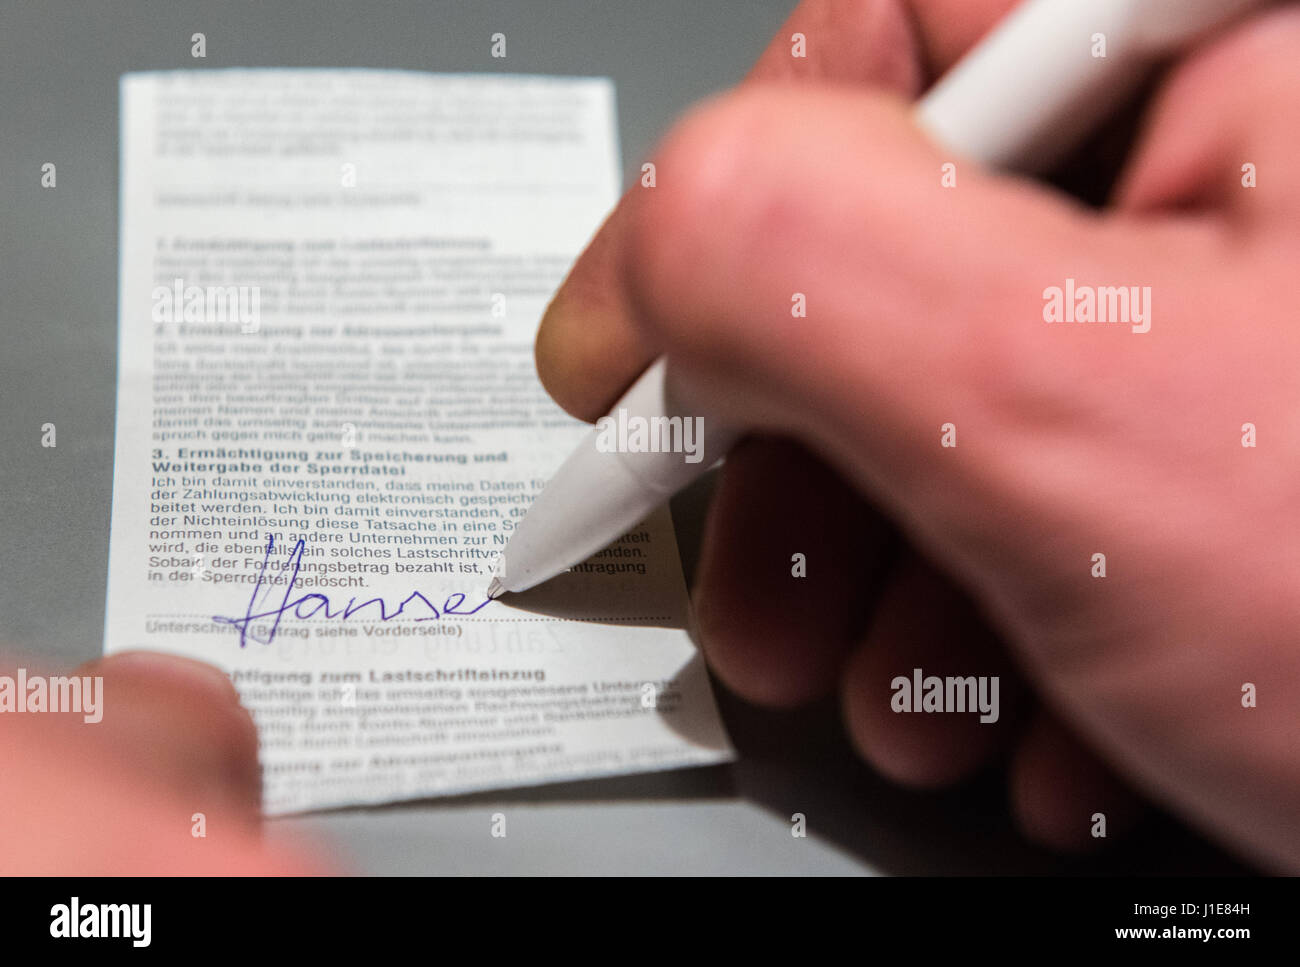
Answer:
105, 70, 733, 815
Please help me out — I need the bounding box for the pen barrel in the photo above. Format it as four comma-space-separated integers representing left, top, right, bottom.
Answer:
497, 360, 738, 592
914, 0, 1267, 173
596, 357, 740, 494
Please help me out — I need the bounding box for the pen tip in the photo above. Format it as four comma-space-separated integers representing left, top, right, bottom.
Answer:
486, 577, 505, 599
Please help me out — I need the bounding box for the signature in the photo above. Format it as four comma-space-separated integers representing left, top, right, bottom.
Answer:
212, 535, 493, 647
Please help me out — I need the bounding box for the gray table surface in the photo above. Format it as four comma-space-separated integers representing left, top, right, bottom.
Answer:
0, 0, 1250, 874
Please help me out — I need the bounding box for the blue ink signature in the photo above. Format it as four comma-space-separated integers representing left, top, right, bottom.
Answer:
212, 535, 492, 647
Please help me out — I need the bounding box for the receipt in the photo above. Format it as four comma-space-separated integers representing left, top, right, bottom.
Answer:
104, 70, 733, 814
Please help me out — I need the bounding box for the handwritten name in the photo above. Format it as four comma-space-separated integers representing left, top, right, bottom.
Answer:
213, 535, 492, 647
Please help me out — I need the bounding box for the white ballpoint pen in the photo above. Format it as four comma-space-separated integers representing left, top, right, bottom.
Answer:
487, 0, 1271, 598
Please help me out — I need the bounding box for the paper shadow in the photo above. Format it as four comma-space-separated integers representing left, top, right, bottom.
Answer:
489, 517, 693, 631
490, 572, 680, 629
